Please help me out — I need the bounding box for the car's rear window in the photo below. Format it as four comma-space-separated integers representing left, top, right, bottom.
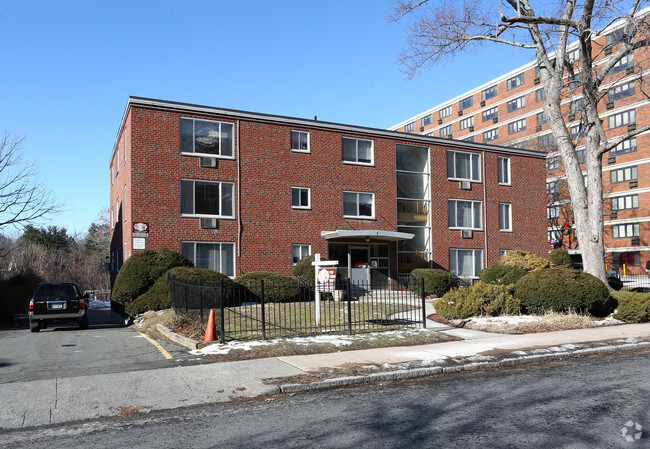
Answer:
34, 284, 78, 300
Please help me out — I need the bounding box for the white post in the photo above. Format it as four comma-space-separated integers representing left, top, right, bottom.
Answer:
314, 254, 321, 324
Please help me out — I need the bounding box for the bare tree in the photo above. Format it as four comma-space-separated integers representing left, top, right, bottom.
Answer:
0, 131, 63, 230
391, 0, 650, 283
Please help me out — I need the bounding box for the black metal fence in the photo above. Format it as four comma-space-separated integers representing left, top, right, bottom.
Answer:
169, 275, 427, 342
609, 271, 650, 291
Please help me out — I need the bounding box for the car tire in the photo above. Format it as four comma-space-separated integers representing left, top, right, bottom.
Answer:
78, 317, 88, 329
29, 319, 40, 333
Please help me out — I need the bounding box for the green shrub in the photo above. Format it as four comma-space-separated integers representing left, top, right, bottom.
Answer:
607, 275, 624, 291
501, 250, 549, 271
513, 268, 610, 315
613, 292, 650, 322
127, 273, 172, 316
235, 271, 301, 303
548, 249, 572, 267
478, 264, 528, 285
434, 283, 520, 320
292, 254, 327, 286
112, 247, 193, 308
410, 269, 455, 297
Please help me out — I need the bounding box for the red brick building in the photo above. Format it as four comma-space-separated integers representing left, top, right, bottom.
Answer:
109, 97, 547, 284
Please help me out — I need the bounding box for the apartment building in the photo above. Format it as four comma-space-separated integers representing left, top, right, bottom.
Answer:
391, 18, 650, 271
108, 97, 547, 284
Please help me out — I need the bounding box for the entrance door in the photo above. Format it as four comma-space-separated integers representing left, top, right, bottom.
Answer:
350, 246, 370, 286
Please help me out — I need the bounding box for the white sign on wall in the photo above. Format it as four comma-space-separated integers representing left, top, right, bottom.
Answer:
133, 238, 146, 250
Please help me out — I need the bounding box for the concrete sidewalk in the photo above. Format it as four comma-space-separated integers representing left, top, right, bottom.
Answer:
2, 323, 649, 430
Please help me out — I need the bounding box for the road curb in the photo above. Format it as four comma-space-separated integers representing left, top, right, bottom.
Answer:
156, 324, 199, 350
278, 341, 650, 394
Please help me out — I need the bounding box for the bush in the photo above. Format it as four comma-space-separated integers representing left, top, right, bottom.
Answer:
513, 268, 610, 315
127, 273, 172, 316
112, 247, 193, 308
613, 292, 650, 322
607, 275, 624, 291
478, 264, 527, 285
292, 254, 327, 286
235, 271, 301, 303
548, 249, 572, 267
410, 269, 455, 297
434, 283, 520, 320
501, 250, 549, 271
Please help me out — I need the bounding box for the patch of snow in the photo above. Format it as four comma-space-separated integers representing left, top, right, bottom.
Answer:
593, 316, 624, 326
468, 315, 542, 325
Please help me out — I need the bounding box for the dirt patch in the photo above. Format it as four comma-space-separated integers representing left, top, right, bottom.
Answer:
112, 405, 152, 418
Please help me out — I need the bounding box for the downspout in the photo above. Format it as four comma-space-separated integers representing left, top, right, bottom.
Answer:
237, 120, 241, 273
482, 151, 488, 270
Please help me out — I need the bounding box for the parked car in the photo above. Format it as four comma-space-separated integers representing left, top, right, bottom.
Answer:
28, 282, 89, 332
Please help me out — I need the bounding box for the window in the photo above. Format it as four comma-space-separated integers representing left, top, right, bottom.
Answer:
611, 194, 639, 211
547, 206, 560, 219
481, 85, 498, 101
181, 242, 235, 277
292, 244, 311, 265
447, 150, 480, 181
421, 115, 432, 126
616, 251, 640, 267
440, 124, 453, 138
576, 149, 586, 163
291, 130, 310, 152
343, 191, 374, 218
535, 59, 555, 78
180, 179, 234, 218
537, 111, 548, 126
116, 150, 120, 174
448, 199, 482, 229
568, 48, 580, 63
449, 249, 483, 278
508, 118, 526, 135
405, 122, 415, 133
612, 223, 639, 239
342, 137, 373, 165
498, 157, 510, 185
507, 96, 526, 113
548, 229, 562, 243
607, 27, 630, 45
610, 53, 634, 73
180, 118, 234, 158
459, 116, 474, 130
507, 73, 525, 90
609, 81, 635, 102
123, 185, 127, 222
571, 125, 585, 140
546, 156, 559, 170
110, 207, 114, 229
499, 203, 512, 231
123, 131, 127, 166
463, 136, 475, 142
110, 165, 114, 185
609, 109, 635, 129
439, 106, 452, 119
483, 128, 499, 142
570, 98, 585, 113
538, 134, 557, 151
611, 137, 637, 156
610, 166, 637, 183
547, 181, 559, 194
482, 107, 498, 122
459, 96, 473, 110
536, 88, 546, 102
291, 187, 310, 209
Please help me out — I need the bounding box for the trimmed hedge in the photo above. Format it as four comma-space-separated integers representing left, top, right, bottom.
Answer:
513, 268, 610, 315
434, 283, 520, 320
478, 264, 527, 285
613, 292, 650, 322
235, 271, 301, 303
112, 247, 193, 307
548, 249, 572, 267
292, 254, 327, 286
501, 250, 549, 271
410, 268, 455, 297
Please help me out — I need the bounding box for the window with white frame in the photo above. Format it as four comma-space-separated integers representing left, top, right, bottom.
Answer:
547, 206, 560, 219
611, 137, 637, 156
507, 73, 525, 90
181, 241, 235, 277
546, 156, 559, 170
610, 53, 634, 73
116, 149, 120, 174
611, 194, 638, 211
180, 179, 234, 218
482, 107, 498, 122
483, 128, 498, 142
576, 149, 586, 163
570, 98, 585, 113
291, 186, 310, 209
535, 88, 546, 102
537, 111, 548, 125
180, 118, 234, 157
571, 125, 585, 140
449, 249, 483, 278
439, 105, 452, 119
481, 85, 498, 101
499, 203, 512, 231
547, 181, 559, 194
507, 96, 526, 113
459, 96, 473, 110
110, 207, 114, 229
448, 199, 482, 229
609, 109, 635, 129
342, 137, 373, 164
292, 244, 311, 265
607, 27, 630, 45
548, 229, 562, 243
447, 150, 480, 181
463, 136, 475, 142
610, 165, 637, 183
568, 48, 580, 63
508, 118, 526, 135
343, 191, 374, 218
110, 165, 114, 185
405, 122, 415, 133
609, 81, 635, 101
440, 125, 452, 138
123, 131, 127, 166
459, 116, 474, 130
612, 223, 639, 239
290, 130, 310, 152
123, 185, 127, 222
421, 115, 432, 126
498, 157, 510, 185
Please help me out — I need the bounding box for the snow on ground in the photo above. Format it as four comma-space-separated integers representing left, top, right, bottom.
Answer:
593, 316, 624, 326
465, 315, 543, 325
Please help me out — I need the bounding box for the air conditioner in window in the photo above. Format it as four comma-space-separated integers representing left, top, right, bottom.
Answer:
200, 218, 219, 229
535, 124, 542, 132
492, 117, 498, 123
458, 110, 463, 116
446, 134, 453, 139
200, 157, 218, 168
629, 180, 638, 188
420, 126, 425, 132
461, 229, 473, 239
534, 77, 541, 85
631, 236, 640, 246
628, 123, 636, 131
609, 211, 618, 219
606, 101, 614, 110
459, 180, 472, 190
607, 155, 616, 164
469, 126, 474, 132
604, 46, 612, 55
626, 67, 634, 75
568, 113, 576, 121
480, 101, 486, 107
438, 118, 443, 124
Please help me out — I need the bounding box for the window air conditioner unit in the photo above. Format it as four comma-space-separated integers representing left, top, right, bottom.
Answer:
492, 117, 498, 123
604, 46, 612, 55
438, 118, 443, 124
459, 180, 472, 190
469, 126, 474, 132
446, 134, 453, 139
626, 67, 634, 75
200, 157, 218, 168
536, 124, 542, 132
606, 101, 614, 110
627, 123, 636, 131
568, 113, 575, 121
609, 211, 618, 219
534, 77, 541, 85
607, 155, 616, 164
629, 180, 638, 188
420, 126, 425, 132
631, 236, 640, 246
461, 229, 473, 239
480, 101, 486, 107
200, 218, 219, 229
458, 110, 463, 116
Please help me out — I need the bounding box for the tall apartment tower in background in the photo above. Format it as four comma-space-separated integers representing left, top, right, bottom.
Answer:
391, 15, 650, 272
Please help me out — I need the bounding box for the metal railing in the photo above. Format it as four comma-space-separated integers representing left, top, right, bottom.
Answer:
169, 275, 427, 343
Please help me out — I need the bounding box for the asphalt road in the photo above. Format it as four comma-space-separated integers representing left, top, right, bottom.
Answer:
4, 350, 649, 448
0, 306, 211, 384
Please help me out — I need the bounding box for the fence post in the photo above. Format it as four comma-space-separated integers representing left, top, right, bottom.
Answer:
169, 276, 176, 313
347, 278, 353, 335
219, 280, 226, 344
199, 280, 204, 324
184, 278, 188, 316
421, 277, 427, 329
260, 279, 266, 340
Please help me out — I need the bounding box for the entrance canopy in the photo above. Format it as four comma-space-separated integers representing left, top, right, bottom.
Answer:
321, 230, 414, 241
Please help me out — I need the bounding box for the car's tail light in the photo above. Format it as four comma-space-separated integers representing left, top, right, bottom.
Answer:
79, 299, 85, 308
29, 300, 34, 311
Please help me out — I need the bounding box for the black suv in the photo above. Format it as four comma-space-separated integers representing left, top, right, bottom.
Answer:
28, 282, 89, 332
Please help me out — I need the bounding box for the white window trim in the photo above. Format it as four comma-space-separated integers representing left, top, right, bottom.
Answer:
291, 186, 311, 210
342, 137, 374, 166
449, 248, 483, 278
343, 191, 376, 219
290, 130, 310, 153
123, 185, 127, 222
499, 203, 512, 232
448, 199, 483, 230
498, 156, 511, 186
180, 178, 236, 219
447, 150, 482, 182
291, 244, 311, 265
180, 117, 236, 160
181, 241, 236, 277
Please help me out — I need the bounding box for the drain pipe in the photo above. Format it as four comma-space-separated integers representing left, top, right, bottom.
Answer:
237, 120, 242, 265
482, 151, 488, 269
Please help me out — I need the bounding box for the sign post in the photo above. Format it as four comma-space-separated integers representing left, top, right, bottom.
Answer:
312, 254, 338, 324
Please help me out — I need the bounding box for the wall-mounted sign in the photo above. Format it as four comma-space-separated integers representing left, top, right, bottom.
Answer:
133, 238, 146, 250
133, 222, 149, 232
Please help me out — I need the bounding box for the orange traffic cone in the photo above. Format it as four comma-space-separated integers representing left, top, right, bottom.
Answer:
204, 309, 217, 342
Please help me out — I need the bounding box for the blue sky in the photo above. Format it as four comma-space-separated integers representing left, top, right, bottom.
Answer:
0, 0, 533, 237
